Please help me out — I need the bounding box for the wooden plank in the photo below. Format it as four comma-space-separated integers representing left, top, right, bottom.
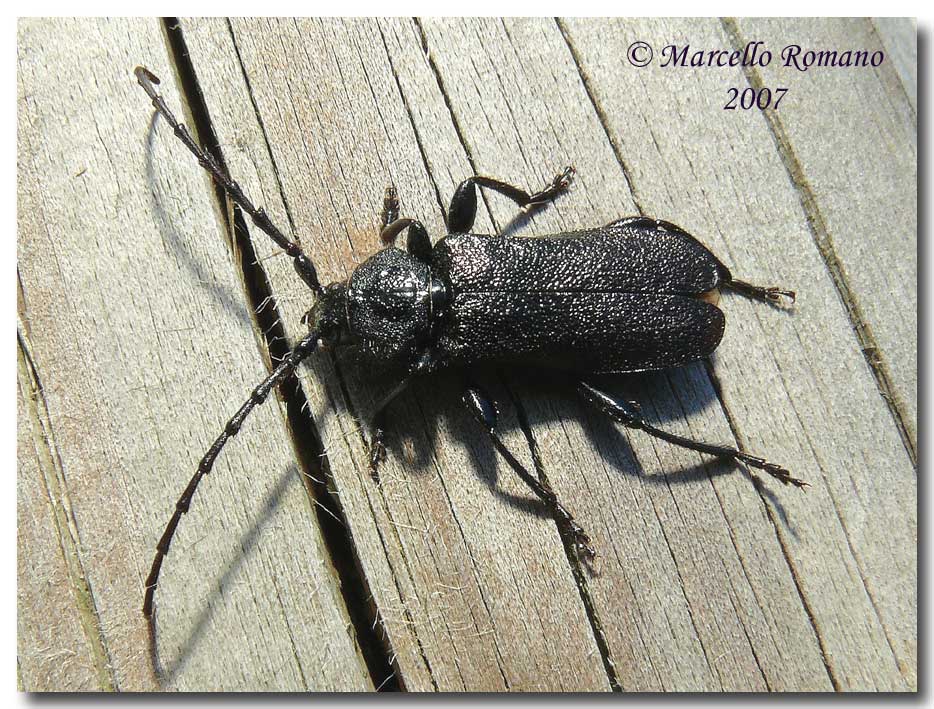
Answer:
18, 16, 916, 693
872, 18, 917, 111
179, 17, 610, 691
731, 17, 917, 448
17, 18, 369, 691
17, 345, 103, 691
409, 17, 833, 691
561, 17, 915, 690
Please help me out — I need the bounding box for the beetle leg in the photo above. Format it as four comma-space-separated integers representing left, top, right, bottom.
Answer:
462, 383, 596, 559
605, 214, 796, 306
577, 380, 808, 489
366, 378, 413, 483
381, 185, 400, 229
367, 352, 437, 481
380, 218, 433, 262
725, 278, 796, 306
447, 166, 576, 233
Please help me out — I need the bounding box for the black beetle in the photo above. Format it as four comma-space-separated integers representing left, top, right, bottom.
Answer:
136, 66, 805, 618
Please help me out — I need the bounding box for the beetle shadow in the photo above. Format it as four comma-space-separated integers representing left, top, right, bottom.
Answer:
496, 199, 571, 239
497, 207, 539, 239
329, 344, 796, 540
421, 374, 552, 520
338, 359, 555, 523
142, 112, 256, 331
147, 465, 298, 688
405, 362, 796, 536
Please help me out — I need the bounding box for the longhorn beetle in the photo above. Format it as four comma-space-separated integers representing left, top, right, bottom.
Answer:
136, 66, 806, 618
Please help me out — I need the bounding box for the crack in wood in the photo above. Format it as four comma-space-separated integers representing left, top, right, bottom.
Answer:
17, 327, 118, 691
702, 359, 841, 690
721, 17, 916, 467
161, 17, 400, 691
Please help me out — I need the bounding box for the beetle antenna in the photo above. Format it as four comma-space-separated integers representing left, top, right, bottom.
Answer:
134, 66, 323, 296
143, 332, 319, 617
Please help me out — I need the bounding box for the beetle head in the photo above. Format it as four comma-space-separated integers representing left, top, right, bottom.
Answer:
301, 281, 348, 344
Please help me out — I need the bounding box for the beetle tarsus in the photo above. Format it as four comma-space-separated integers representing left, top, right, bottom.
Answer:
381, 185, 400, 229
760, 287, 796, 305
368, 435, 386, 483
727, 279, 796, 306
564, 519, 596, 559
521, 165, 577, 212
737, 453, 809, 488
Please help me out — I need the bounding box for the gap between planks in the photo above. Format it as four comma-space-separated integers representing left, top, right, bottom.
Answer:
163, 18, 401, 690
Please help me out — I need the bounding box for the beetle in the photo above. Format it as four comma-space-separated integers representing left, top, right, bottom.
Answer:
136, 66, 806, 618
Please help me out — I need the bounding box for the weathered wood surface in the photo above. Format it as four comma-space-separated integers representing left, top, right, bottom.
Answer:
17, 18, 371, 691
17, 17, 916, 692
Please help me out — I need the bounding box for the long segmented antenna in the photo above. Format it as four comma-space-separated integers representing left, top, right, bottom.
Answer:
134, 65, 323, 296
143, 333, 319, 617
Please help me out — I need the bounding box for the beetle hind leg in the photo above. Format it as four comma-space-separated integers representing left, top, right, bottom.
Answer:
725, 278, 796, 306
577, 380, 808, 489
463, 383, 596, 559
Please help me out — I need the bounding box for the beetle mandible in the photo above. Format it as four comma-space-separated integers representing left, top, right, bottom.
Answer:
135, 66, 806, 618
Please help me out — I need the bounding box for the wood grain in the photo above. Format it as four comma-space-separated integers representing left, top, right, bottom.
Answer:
732, 17, 917, 450
561, 17, 915, 690
17, 346, 104, 691
17, 17, 916, 692
17, 17, 369, 691
872, 18, 917, 111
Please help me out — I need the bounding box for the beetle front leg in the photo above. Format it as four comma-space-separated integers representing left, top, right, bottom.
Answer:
366, 378, 412, 482
462, 383, 596, 559
381, 185, 400, 229
377, 186, 433, 261
577, 380, 808, 488
447, 166, 575, 233
366, 352, 436, 482
380, 218, 432, 262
